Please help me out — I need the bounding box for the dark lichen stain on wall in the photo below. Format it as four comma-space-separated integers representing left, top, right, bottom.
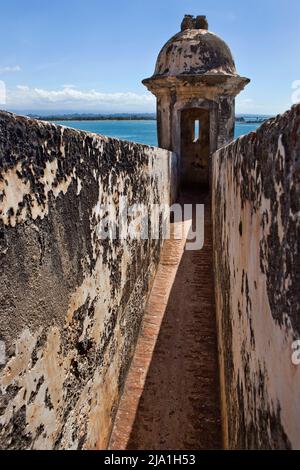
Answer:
212, 104, 300, 449
0, 111, 172, 449
229, 106, 300, 334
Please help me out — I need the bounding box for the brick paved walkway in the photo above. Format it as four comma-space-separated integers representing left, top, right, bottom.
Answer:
109, 188, 222, 450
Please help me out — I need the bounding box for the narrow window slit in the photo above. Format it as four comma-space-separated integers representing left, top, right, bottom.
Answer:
193, 120, 201, 142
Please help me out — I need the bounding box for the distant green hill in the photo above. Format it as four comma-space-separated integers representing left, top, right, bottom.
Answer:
29, 113, 271, 124
30, 113, 157, 121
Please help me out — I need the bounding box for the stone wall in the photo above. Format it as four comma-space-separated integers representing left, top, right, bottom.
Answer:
0, 111, 175, 450
212, 104, 300, 449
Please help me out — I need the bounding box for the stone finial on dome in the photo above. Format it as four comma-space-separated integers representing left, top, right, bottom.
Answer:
181, 15, 194, 31
195, 15, 208, 30
181, 14, 208, 32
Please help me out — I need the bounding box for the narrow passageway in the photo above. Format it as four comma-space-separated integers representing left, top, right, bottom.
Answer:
110, 187, 222, 450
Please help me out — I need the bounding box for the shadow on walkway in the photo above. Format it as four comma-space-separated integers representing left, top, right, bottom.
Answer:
110, 187, 222, 450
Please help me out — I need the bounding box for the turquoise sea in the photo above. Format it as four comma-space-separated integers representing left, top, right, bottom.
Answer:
54, 120, 263, 147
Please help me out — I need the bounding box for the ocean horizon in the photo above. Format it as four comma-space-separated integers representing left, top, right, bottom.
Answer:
53, 119, 264, 147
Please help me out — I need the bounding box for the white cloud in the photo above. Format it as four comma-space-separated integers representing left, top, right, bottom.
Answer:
0, 65, 21, 74
16, 85, 29, 91
6, 85, 155, 112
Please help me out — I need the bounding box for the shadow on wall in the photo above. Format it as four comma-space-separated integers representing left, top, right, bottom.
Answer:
110, 188, 222, 450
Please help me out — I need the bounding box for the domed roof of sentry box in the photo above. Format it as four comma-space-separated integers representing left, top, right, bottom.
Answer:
152, 15, 237, 78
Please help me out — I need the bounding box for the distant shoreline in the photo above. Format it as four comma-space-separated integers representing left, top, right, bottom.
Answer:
48, 117, 156, 122
32, 115, 269, 125
30, 115, 156, 122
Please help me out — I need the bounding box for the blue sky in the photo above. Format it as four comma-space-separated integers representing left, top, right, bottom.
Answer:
0, 0, 299, 115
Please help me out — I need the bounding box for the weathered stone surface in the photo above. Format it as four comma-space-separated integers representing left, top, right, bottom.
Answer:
212, 104, 300, 449
143, 16, 249, 186
154, 26, 236, 78
0, 111, 174, 450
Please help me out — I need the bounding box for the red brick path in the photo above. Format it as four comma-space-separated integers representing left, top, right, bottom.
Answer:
109, 188, 222, 450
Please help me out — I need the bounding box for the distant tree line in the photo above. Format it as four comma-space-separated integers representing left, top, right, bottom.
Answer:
30, 113, 270, 123
235, 116, 269, 124
31, 113, 156, 121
